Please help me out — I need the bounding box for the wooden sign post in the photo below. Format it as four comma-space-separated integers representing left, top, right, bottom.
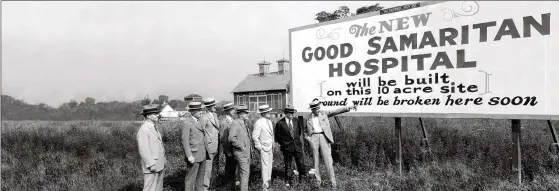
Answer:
395, 117, 403, 176
511, 119, 522, 185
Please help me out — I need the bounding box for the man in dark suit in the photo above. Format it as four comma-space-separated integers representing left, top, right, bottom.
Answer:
219, 103, 240, 187
274, 105, 308, 186
181, 102, 207, 191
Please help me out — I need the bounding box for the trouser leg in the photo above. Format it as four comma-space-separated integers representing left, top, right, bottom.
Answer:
237, 156, 251, 191
283, 151, 293, 183
195, 160, 207, 191
319, 134, 336, 185
260, 149, 274, 189
311, 134, 322, 182
143, 172, 156, 191
203, 156, 213, 190
185, 162, 201, 191
293, 151, 307, 180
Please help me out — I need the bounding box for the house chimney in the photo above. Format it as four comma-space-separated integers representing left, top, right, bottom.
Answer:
258, 60, 271, 77
277, 57, 290, 74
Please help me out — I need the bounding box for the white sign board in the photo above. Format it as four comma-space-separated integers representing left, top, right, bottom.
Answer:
289, 1, 559, 119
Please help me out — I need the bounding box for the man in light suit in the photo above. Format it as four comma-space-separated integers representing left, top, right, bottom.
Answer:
182, 102, 207, 191
306, 100, 356, 188
219, 103, 240, 188
228, 105, 252, 191
252, 105, 275, 191
274, 105, 308, 186
200, 98, 220, 191
137, 104, 166, 191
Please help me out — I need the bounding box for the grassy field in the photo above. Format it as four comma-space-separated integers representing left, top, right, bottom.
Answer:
2, 117, 559, 190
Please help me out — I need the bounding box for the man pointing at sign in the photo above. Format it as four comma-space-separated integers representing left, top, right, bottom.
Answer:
306, 99, 357, 188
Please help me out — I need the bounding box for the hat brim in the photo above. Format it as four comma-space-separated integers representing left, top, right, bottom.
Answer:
283, 109, 297, 113
223, 107, 235, 111
310, 105, 320, 110
257, 108, 273, 113
204, 103, 217, 107
140, 110, 160, 115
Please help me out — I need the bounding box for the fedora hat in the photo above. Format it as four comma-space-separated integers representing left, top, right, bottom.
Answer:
203, 98, 217, 107
187, 101, 203, 111
257, 104, 273, 113
282, 105, 297, 113
222, 103, 235, 111
309, 100, 321, 110
140, 104, 160, 115
236, 105, 249, 114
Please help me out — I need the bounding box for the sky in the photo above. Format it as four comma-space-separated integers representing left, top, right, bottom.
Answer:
2, 1, 414, 107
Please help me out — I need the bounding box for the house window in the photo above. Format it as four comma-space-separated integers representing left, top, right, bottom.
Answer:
237, 95, 246, 106
258, 95, 267, 106
271, 94, 278, 110
249, 95, 267, 112
278, 93, 283, 109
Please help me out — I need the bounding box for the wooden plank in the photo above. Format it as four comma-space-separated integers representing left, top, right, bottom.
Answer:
419, 118, 430, 150
334, 116, 344, 132
548, 120, 559, 150
298, 116, 307, 169
395, 117, 402, 176
511, 119, 522, 185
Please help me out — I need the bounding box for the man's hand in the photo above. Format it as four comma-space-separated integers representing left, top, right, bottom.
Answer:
187, 156, 195, 164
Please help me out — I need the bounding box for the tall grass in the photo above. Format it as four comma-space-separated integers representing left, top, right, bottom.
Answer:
2, 118, 559, 190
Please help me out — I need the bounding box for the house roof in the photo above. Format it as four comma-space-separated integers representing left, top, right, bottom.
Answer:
277, 58, 290, 63
185, 94, 202, 98
257, 60, 271, 65
231, 71, 290, 93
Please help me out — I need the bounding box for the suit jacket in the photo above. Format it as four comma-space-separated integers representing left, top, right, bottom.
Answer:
219, 115, 235, 157
228, 118, 252, 159
275, 117, 306, 152
252, 118, 275, 152
200, 111, 220, 157
182, 117, 207, 162
306, 107, 351, 144
137, 120, 166, 173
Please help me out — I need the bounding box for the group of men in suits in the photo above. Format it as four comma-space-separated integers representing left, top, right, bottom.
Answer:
136, 97, 356, 191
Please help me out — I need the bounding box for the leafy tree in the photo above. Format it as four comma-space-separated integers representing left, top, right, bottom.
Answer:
85, 97, 95, 105
169, 99, 180, 109
356, 3, 384, 15
151, 99, 160, 105
315, 4, 384, 23
68, 100, 78, 108
158, 95, 169, 104
141, 96, 151, 106
334, 6, 353, 19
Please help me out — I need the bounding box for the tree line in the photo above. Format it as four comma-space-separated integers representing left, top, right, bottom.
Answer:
1, 94, 229, 121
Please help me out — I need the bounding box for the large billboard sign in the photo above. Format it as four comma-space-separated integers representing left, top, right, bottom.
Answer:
289, 1, 559, 119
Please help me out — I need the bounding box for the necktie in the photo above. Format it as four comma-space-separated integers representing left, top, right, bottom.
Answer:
288, 119, 293, 135
154, 124, 160, 136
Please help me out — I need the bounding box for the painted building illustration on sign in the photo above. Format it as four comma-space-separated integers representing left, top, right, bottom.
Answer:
232, 57, 290, 118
